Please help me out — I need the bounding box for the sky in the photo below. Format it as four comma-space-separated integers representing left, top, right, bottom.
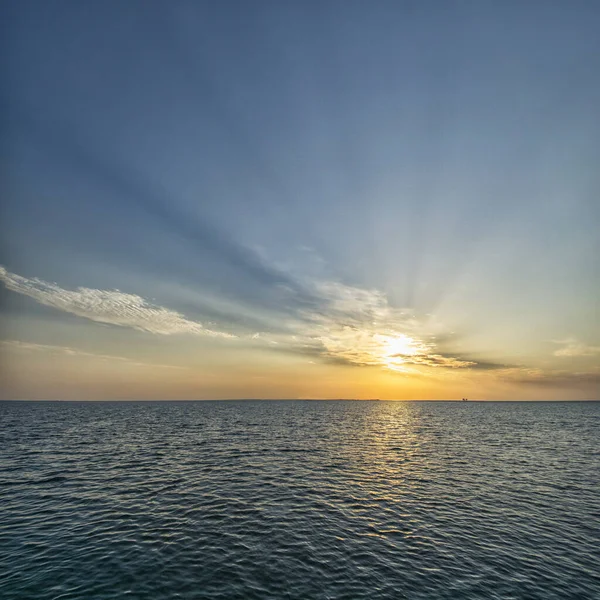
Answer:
1, 1, 599, 400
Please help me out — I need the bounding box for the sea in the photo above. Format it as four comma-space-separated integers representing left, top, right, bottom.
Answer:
1, 400, 598, 600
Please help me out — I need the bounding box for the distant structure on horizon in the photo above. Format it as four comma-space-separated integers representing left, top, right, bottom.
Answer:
461, 398, 469, 402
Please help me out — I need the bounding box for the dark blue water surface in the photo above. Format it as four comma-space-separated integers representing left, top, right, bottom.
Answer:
1, 400, 599, 599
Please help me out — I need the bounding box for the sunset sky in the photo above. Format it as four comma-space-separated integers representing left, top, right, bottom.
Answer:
2, 1, 599, 400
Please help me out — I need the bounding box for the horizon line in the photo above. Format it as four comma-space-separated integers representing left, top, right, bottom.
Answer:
1, 398, 598, 403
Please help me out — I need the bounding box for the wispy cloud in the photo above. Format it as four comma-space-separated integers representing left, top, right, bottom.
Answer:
0, 340, 187, 370
552, 338, 600, 357
263, 281, 474, 372
1, 266, 477, 373
497, 365, 600, 388
0, 266, 234, 338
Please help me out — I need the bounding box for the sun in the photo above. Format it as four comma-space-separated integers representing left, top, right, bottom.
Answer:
381, 334, 420, 357
371, 333, 425, 371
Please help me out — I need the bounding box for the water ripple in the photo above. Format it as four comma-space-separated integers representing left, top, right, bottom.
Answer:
1, 400, 599, 599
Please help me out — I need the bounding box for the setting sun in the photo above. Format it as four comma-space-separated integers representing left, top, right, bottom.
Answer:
373, 334, 427, 371
380, 334, 421, 357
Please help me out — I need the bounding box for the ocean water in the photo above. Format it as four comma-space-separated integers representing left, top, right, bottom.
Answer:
1, 401, 598, 600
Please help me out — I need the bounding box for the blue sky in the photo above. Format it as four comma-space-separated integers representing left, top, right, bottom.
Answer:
2, 1, 599, 399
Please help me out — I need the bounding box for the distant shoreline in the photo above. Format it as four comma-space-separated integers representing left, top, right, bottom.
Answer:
1, 399, 598, 403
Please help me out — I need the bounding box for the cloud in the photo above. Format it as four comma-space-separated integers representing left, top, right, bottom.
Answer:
0, 266, 234, 338
0, 266, 485, 374
1, 340, 187, 370
497, 365, 600, 388
261, 280, 475, 372
553, 338, 600, 357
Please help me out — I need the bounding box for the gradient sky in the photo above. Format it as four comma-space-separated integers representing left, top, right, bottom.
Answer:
1, 1, 599, 400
